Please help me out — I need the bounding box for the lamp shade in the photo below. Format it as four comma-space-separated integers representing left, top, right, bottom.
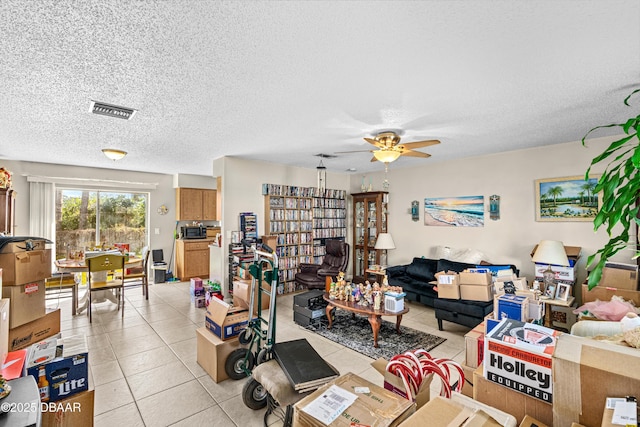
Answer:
532, 240, 569, 266
374, 233, 396, 250
373, 150, 401, 163
102, 148, 127, 161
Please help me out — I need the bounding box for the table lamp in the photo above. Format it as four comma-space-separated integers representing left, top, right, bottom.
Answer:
532, 240, 569, 295
374, 233, 396, 269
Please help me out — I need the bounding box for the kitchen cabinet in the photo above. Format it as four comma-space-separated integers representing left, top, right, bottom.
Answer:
352, 191, 388, 282
176, 239, 214, 281
176, 188, 217, 221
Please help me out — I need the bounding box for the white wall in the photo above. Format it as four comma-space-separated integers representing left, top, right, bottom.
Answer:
355, 135, 622, 303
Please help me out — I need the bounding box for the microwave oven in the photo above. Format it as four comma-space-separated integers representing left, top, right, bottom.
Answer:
181, 225, 206, 239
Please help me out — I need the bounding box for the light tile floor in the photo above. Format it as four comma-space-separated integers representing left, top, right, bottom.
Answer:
45, 281, 470, 427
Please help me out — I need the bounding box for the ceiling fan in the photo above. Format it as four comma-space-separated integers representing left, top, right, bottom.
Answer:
338, 131, 441, 163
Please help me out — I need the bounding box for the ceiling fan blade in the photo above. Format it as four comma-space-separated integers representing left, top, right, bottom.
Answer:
370, 156, 379, 162
364, 137, 386, 148
335, 149, 373, 154
400, 150, 431, 158
400, 139, 441, 149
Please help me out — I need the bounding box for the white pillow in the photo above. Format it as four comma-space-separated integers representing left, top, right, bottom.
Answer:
434, 246, 485, 264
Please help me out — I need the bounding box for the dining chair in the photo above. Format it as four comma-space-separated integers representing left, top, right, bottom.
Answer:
121, 246, 150, 300
86, 253, 126, 323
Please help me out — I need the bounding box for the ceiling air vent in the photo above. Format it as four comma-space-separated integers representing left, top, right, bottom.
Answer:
90, 101, 137, 120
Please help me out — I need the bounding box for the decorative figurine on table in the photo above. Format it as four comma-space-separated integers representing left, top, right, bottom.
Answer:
329, 282, 337, 300
353, 285, 361, 302
344, 282, 352, 302
372, 283, 382, 310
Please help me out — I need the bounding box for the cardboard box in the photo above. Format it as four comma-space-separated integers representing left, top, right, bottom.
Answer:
436, 283, 460, 299
474, 367, 553, 426
465, 322, 485, 368
531, 245, 582, 267
371, 358, 432, 409
232, 278, 271, 314
292, 372, 415, 427
9, 309, 61, 351
204, 297, 249, 340
0, 249, 52, 285
0, 240, 49, 253
460, 284, 493, 301
484, 318, 559, 404
436, 271, 460, 286
41, 388, 94, 427
494, 294, 528, 322
3, 280, 46, 328
460, 270, 492, 286
26, 334, 89, 402
495, 277, 528, 295
552, 333, 640, 427
598, 262, 639, 290
581, 283, 640, 306
460, 364, 475, 398
519, 415, 549, 427
196, 327, 241, 383
400, 394, 518, 427
436, 272, 460, 299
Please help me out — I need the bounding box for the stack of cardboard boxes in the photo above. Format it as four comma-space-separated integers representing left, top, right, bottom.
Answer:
0, 240, 93, 427
0, 241, 62, 354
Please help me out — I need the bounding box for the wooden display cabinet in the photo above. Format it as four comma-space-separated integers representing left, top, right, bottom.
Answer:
176, 188, 217, 221
175, 238, 214, 281
0, 188, 16, 235
351, 191, 388, 282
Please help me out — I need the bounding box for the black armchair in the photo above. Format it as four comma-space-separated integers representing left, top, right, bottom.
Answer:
295, 240, 350, 290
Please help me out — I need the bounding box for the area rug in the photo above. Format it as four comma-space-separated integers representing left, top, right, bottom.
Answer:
305, 312, 447, 360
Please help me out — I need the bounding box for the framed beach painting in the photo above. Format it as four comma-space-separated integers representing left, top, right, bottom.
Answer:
535, 175, 601, 222
424, 196, 484, 227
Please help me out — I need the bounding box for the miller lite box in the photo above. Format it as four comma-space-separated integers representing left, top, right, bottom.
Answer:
484, 318, 560, 404
25, 333, 89, 402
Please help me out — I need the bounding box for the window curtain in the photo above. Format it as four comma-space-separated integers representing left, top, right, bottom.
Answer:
29, 181, 55, 240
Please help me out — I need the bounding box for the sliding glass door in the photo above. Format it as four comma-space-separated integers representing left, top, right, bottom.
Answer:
55, 189, 148, 259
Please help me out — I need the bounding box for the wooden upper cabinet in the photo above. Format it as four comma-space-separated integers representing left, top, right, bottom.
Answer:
202, 189, 217, 221
176, 188, 217, 221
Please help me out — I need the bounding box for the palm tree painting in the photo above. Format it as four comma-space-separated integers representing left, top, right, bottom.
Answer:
535, 175, 601, 221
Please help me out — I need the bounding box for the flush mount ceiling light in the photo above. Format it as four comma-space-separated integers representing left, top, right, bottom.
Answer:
102, 148, 127, 161
90, 100, 137, 120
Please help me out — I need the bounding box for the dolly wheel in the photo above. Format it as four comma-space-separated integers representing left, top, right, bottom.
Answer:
243, 378, 268, 410
225, 348, 255, 380
256, 348, 272, 365
238, 328, 253, 345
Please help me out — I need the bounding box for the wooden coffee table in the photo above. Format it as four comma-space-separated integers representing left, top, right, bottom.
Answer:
323, 293, 409, 348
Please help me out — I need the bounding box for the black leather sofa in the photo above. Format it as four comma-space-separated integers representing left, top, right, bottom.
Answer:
385, 257, 478, 307
386, 257, 518, 330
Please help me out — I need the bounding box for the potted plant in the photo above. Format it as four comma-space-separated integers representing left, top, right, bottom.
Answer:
583, 88, 640, 289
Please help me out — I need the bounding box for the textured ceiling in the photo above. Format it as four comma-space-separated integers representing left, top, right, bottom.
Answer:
1, 0, 639, 176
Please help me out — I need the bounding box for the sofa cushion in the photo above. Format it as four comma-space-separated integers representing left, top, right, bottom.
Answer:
436, 258, 476, 273
405, 257, 438, 282
385, 264, 406, 278
433, 298, 494, 318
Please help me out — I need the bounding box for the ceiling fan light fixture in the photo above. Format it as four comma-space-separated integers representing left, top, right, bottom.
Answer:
102, 148, 127, 161
373, 150, 401, 163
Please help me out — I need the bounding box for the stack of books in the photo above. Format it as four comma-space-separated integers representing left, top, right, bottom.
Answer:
272, 339, 340, 393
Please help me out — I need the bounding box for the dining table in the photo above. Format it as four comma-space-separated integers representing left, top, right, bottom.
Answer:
54, 255, 143, 316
